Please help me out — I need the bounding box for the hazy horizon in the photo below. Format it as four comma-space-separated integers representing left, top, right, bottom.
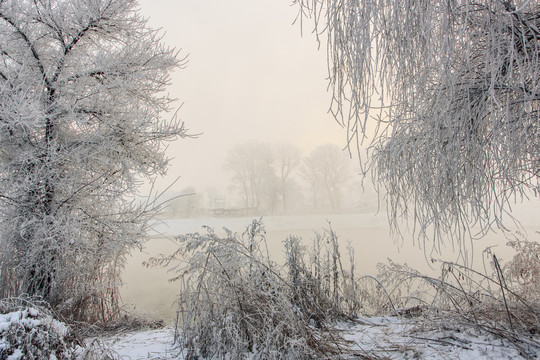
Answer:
137, 0, 349, 195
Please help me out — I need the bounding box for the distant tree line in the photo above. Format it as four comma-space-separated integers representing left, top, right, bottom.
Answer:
163, 142, 378, 218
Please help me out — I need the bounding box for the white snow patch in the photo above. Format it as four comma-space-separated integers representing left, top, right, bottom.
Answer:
103, 317, 539, 359
6, 349, 23, 360
102, 327, 178, 360
342, 316, 534, 360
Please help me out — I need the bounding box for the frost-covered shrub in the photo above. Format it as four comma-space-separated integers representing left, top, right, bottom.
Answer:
355, 260, 431, 316
0, 304, 77, 359
150, 219, 350, 359
0, 297, 119, 360
504, 233, 540, 303
284, 228, 360, 322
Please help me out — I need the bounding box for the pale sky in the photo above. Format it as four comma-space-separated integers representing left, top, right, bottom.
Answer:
130, 0, 540, 279
137, 0, 346, 193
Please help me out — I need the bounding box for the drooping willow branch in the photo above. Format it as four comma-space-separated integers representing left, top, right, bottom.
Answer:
296, 0, 539, 250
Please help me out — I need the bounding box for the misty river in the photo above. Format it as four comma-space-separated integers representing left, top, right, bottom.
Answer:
120, 207, 539, 323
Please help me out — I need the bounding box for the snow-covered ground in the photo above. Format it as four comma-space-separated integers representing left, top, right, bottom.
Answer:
102, 327, 178, 360
104, 316, 538, 359
342, 316, 531, 360
2, 306, 535, 359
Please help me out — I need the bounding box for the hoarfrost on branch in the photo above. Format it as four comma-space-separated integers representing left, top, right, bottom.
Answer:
296, 0, 539, 249
0, 0, 186, 321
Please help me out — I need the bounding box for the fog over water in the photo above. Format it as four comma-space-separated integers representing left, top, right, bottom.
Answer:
121, 1, 540, 322
121, 204, 540, 322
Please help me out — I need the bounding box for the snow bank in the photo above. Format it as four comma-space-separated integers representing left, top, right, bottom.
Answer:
104, 315, 540, 360
101, 327, 176, 360
342, 316, 535, 360
0, 307, 77, 360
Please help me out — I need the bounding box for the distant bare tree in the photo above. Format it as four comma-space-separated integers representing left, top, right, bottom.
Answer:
302, 152, 322, 211
0, 0, 186, 321
274, 143, 302, 214
296, 0, 539, 247
302, 144, 350, 212
224, 142, 274, 211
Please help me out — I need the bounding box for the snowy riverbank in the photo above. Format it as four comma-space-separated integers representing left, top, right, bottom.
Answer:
1, 306, 536, 359
104, 315, 538, 360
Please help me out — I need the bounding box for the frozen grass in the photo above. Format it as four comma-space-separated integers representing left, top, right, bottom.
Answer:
141, 220, 540, 359
147, 219, 354, 359
356, 232, 540, 358
4, 220, 536, 359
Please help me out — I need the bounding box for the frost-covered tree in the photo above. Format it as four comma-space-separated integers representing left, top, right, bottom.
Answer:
296, 0, 539, 248
0, 0, 185, 321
